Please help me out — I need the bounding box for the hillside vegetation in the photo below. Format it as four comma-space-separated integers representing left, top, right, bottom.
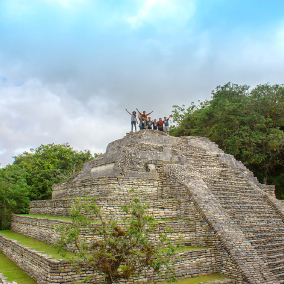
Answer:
0, 143, 94, 229
171, 82, 284, 198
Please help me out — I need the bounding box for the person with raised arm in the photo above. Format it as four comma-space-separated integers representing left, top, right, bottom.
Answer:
136, 108, 153, 121
136, 108, 153, 131
163, 114, 172, 134
125, 109, 138, 132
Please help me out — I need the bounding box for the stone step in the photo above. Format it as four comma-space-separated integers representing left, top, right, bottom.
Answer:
270, 265, 284, 272
215, 195, 262, 201
210, 189, 261, 196
240, 222, 284, 230
248, 236, 284, 243
252, 242, 284, 250
223, 204, 275, 210
247, 231, 284, 239
224, 209, 276, 216
276, 272, 284, 280
265, 253, 284, 262
225, 208, 275, 214
255, 246, 284, 256
209, 182, 252, 189
256, 238, 284, 246
211, 187, 260, 193
266, 258, 284, 268
217, 199, 268, 206
228, 213, 278, 220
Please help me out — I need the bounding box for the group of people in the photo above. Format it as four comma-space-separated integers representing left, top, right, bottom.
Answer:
125, 108, 172, 134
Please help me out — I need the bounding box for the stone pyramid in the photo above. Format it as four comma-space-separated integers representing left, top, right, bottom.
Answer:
1, 130, 284, 283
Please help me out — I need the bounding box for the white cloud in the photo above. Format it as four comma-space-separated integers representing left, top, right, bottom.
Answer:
0, 78, 125, 167
127, 0, 196, 29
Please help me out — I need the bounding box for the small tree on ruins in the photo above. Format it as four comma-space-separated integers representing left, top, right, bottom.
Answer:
57, 191, 176, 284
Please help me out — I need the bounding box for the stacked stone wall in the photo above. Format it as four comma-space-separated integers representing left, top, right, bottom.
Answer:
0, 233, 235, 284
12, 207, 212, 247
30, 197, 188, 219
53, 177, 162, 200
32, 180, 191, 220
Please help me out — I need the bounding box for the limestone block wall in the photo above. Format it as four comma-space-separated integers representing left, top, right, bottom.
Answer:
52, 177, 161, 200
11, 211, 212, 247
31, 189, 192, 220
0, 234, 100, 284
0, 233, 232, 284
30, 197, 187, 219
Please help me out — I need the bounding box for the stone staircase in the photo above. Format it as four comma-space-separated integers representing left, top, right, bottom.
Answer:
170, 137, 284, 283
208, 173, 284, 283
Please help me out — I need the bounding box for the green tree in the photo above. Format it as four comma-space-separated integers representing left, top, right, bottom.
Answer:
0, 165, 30, 229
13, 143, 94, 200
171, 83, 284, 198
58, 193, 175, 284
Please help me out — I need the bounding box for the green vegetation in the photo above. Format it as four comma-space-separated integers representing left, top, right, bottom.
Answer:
156, 273, 228, 284
58, 194, 176, 284
18, 214, 72, 221
13, 143, 94, 200
0, 165, 30, 229
0, 252, 37, 284
0, 143, 94, 229
171, 83, 284, 198
0, 230, 73, 259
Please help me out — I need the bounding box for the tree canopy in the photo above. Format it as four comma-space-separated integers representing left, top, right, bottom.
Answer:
13, 143, 94, 200
171, 83, 284, 198
0, 143, 94, 229
0, 165, 30, 229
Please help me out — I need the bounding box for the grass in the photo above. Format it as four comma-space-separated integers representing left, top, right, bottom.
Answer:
0, 251, 37, 284
17, 214, 72, 221
17, 214, 101, 224
155, 273, 229, 284
0, 230, 74, 260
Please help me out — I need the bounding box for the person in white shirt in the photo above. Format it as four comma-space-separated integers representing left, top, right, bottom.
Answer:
125, 109, 138, 132
163, 114, 172, 134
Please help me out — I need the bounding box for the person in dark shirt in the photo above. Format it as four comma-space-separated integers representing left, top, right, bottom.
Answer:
152, 119, 158, 130
147, 117, 153, 129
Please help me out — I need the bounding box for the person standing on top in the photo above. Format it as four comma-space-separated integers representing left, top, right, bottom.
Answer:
125, 109, 138, 132
152, 119, 158, 130
157, 118, 163, 132
139, 116, 146, 130
163, 114, 172, 134
147, 117, 153, 129
136, 108, 153, 121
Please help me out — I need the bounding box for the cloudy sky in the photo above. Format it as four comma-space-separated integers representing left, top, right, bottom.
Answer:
1, 0, 284, 167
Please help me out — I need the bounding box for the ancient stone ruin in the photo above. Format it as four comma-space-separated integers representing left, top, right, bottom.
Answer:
1, 130, 284, 283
